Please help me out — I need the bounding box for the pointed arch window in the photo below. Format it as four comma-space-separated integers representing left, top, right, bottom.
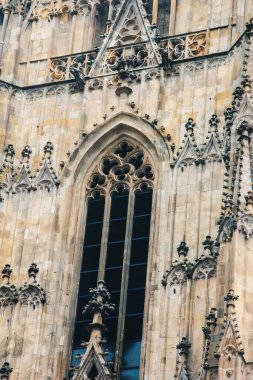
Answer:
71, 140, 154, 379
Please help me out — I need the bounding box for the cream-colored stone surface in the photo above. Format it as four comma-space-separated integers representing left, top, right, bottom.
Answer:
0, 0, 253, 379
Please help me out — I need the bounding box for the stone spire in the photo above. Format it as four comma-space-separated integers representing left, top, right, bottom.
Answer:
175, 337, 191, 379
83, 280, 115, 344
72, 281, 115, 380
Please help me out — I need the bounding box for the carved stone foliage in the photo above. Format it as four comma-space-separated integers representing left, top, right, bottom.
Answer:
172, 116, 222, 168
161, 32, 207, 61
162, 237, 218, 286
103, 43, 156, 75
0, 362, 12, 379
72, 281, 114, 380
237, 214, 253, 239
19, 264, 46, 308
82, 280, 115, 317
50, 52, 97, 81
86, 140, 154, 197
0, 142, 59, 200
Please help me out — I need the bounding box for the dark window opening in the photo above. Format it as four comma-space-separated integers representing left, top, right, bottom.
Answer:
72, 197, 105, 351
0, 9, 3, 25
120, 187, 153, 378
71, 143, 154, 380
157, 0, 170, 36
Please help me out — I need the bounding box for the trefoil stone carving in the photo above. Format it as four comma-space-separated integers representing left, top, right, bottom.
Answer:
19, 264, 46, 308
35, 142, 60, 190
0, 265, 18, 307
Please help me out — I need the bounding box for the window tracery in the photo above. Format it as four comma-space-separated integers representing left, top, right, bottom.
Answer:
0, 286, 18, 307
192, 258, 216, 280
72, 139, 154, 379
86, 140, 154, 198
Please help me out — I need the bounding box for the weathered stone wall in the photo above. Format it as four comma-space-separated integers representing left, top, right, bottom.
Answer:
0, 0, 253, 379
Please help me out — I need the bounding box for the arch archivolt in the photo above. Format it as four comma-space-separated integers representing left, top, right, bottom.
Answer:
55, 111, 170, 376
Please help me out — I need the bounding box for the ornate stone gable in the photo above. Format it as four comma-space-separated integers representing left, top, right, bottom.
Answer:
89, 0, 160, 77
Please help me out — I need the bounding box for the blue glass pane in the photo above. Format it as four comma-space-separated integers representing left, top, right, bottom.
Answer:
71, 348, 85, 367
105, 344, 115, 362
120, 368, 139, 380
121, 340, 141, 369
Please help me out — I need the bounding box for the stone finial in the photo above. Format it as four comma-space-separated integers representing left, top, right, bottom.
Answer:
82, 281, 114, 345
4, 144, 15, 159
0, 362, 13, 379
209, 114, 220, 130
83, 280, 115, 318
241, 75, 252, 93
224, 107, 235, 122
233, 86, 245, 101
43, 141, 54, 156
202, 235, 214, 252
206, 308, 217, 327
237, 120, 253, 143
224, 289, 239, 309
1, 265, 12, 281
245, 191, 253, 213
202, 325, 211, 340
21, 145, 32, 159
177, 241, 189, 258
28, 263, 39, 281
176, 337, 191, 356
185, 118, 196, 135
223, 193, 234, 213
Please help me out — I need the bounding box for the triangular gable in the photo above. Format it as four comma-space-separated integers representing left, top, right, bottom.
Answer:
175, 138, 198, 166
14, 165, 32, 192
217, 312, 244, 357
73, 343, 112, 380
89, 0, 160, 77
35, 160, 59, 189
202, 134, 222, 161
234, 94, 253, 124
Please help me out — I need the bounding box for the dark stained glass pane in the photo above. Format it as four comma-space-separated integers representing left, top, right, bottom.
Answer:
104, 191, 129, 353
122, 188, 152, 376
72, 197, 105, 352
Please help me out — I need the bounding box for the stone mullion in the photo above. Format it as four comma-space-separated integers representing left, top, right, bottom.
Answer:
184, 277, 192, 338
98, 190, 111, 281
114, 190, 135, 378
152, 0, 158, 25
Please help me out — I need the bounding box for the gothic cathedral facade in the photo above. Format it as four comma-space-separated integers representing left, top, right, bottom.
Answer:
1, 0, 253, 379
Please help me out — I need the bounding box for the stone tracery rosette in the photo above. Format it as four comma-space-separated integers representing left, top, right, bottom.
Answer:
19, 282, 46, 308
165, 32, 207, 61
192, 257, 217, 280
86, 140, 154, 199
